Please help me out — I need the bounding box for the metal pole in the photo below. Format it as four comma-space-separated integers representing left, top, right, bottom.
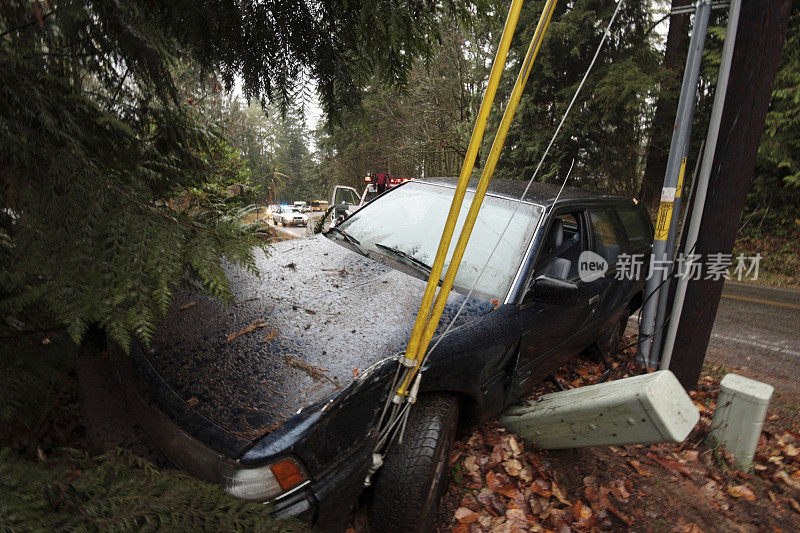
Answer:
637, 0, 712, 368
660, 0, 742, 370
649, 141, 704, 356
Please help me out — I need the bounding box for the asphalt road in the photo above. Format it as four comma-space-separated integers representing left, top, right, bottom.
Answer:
630, 281, 800, 394
272, 222, 310, 238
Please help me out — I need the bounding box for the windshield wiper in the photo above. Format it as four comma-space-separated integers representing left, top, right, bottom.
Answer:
326, 226, 367, 256
375, 243, 432, 274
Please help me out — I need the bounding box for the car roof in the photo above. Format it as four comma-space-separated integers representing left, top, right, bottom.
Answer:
416, 177, 628, 206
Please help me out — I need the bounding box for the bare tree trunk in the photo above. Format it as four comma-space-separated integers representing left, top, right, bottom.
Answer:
639, 0, 692, 209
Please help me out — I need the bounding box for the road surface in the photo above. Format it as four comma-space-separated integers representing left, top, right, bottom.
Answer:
630, 281, 800, 395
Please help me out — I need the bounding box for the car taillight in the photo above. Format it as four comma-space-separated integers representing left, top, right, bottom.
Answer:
221, 457, 307, 501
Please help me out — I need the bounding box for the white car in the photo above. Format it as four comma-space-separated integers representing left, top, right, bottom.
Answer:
272, 206, 308, 227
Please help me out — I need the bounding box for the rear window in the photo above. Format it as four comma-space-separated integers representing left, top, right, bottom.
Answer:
617, 207, 652, 250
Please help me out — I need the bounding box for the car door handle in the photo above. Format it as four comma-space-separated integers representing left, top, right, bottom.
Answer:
588, 295, 600, 305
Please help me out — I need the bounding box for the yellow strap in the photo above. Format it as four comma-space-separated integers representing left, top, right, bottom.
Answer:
399, 0, 560, 396
404, 0, 526, 362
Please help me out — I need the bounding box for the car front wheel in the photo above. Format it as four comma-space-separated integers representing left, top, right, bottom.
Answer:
369, 394, 459, 533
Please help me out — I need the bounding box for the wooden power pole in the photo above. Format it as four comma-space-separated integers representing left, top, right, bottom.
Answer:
667, 0, 792, 390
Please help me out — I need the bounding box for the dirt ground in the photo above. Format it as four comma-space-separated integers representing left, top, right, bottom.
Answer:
435, 335, 800, 532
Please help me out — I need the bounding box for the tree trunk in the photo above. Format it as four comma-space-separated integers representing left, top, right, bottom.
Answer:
639, 0, 692, 209
668, 0, 792, 390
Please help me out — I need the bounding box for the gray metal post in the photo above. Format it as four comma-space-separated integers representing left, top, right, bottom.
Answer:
660, 0, 742, 370
650, 143, 704, 357
637, 0, 712, 368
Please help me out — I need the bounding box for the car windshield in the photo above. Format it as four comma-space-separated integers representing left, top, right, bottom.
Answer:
336, 181, 543, 300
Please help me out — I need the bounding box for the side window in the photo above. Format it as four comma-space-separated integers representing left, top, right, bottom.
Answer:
590, 209, 627, 265
533, 211, 587, 281
617, 207, 653, 250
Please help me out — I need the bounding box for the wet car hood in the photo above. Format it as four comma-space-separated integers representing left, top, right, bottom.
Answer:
146, 234, 496, 440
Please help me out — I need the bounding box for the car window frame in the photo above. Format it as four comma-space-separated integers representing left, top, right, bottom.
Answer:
587, 206, 629, 273
511, 204, 589, 305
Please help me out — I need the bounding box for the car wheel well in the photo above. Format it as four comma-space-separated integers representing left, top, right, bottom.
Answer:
629, 290, 644, 315
415, 390, 480, 439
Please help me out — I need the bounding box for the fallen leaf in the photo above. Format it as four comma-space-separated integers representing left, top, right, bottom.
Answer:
700, 481, 729, 511
785, 444, 799, 457
352, 367, 359, 378
478, 488, 507, 516
647, 451, 693, 479
610, 479, 631, 502
227, 318, 268, 341
508, 436, 522, 456
606, 503, 634, 526
465, 455, 480, 474
682, 449, 700, 462
260, 329, 279, 343
727, 484, 756, 501
284, 354, 340, 389
460, 493, 481, 512
672, 520, 705, 533
455, 507, 480, 524
628, 459, 651, 476
187, 396, 199, 407
572, 500, 594, 528
551, 480, 571, 505
498, 484, 520, 499
179, 301, 196, 310
486, 471, 507, 492
531, 478, 552, 498
789, 498, 800, 515
503, 459, 523, 477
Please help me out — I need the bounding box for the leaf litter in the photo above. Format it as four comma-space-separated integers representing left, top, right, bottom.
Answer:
434, 332, 800, 532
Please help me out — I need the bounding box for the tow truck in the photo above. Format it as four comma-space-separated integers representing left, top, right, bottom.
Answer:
330, 173, 411, 226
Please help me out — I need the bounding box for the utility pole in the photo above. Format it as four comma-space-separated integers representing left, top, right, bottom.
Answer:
637, 0, 711, 368
662, 0, 792, 389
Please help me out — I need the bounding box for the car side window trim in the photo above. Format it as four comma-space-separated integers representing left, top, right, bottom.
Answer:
513, 204, 589, 305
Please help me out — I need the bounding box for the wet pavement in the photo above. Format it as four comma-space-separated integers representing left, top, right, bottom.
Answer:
628, 281, 800, 395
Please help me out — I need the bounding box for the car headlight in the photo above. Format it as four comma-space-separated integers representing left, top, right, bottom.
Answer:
221, 457, 307, 501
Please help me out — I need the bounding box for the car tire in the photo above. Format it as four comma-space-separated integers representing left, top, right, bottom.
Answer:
369, 394, 459, 533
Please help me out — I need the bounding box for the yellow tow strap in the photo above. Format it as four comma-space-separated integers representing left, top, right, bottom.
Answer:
398, 0, 559, 398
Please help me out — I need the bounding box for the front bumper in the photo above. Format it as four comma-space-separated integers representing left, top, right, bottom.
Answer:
108, 343, 373, 526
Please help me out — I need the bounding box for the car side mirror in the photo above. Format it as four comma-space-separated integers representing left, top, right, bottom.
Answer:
526, 275, 581, 306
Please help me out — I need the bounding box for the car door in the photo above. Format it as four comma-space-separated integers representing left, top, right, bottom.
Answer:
509, 208, 604, 398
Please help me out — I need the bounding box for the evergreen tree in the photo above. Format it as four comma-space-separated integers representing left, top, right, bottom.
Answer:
492, 0, 660, 195
0, 0, 452, 347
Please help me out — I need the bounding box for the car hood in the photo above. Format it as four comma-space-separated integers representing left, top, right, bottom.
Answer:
145, 234, 496, 441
